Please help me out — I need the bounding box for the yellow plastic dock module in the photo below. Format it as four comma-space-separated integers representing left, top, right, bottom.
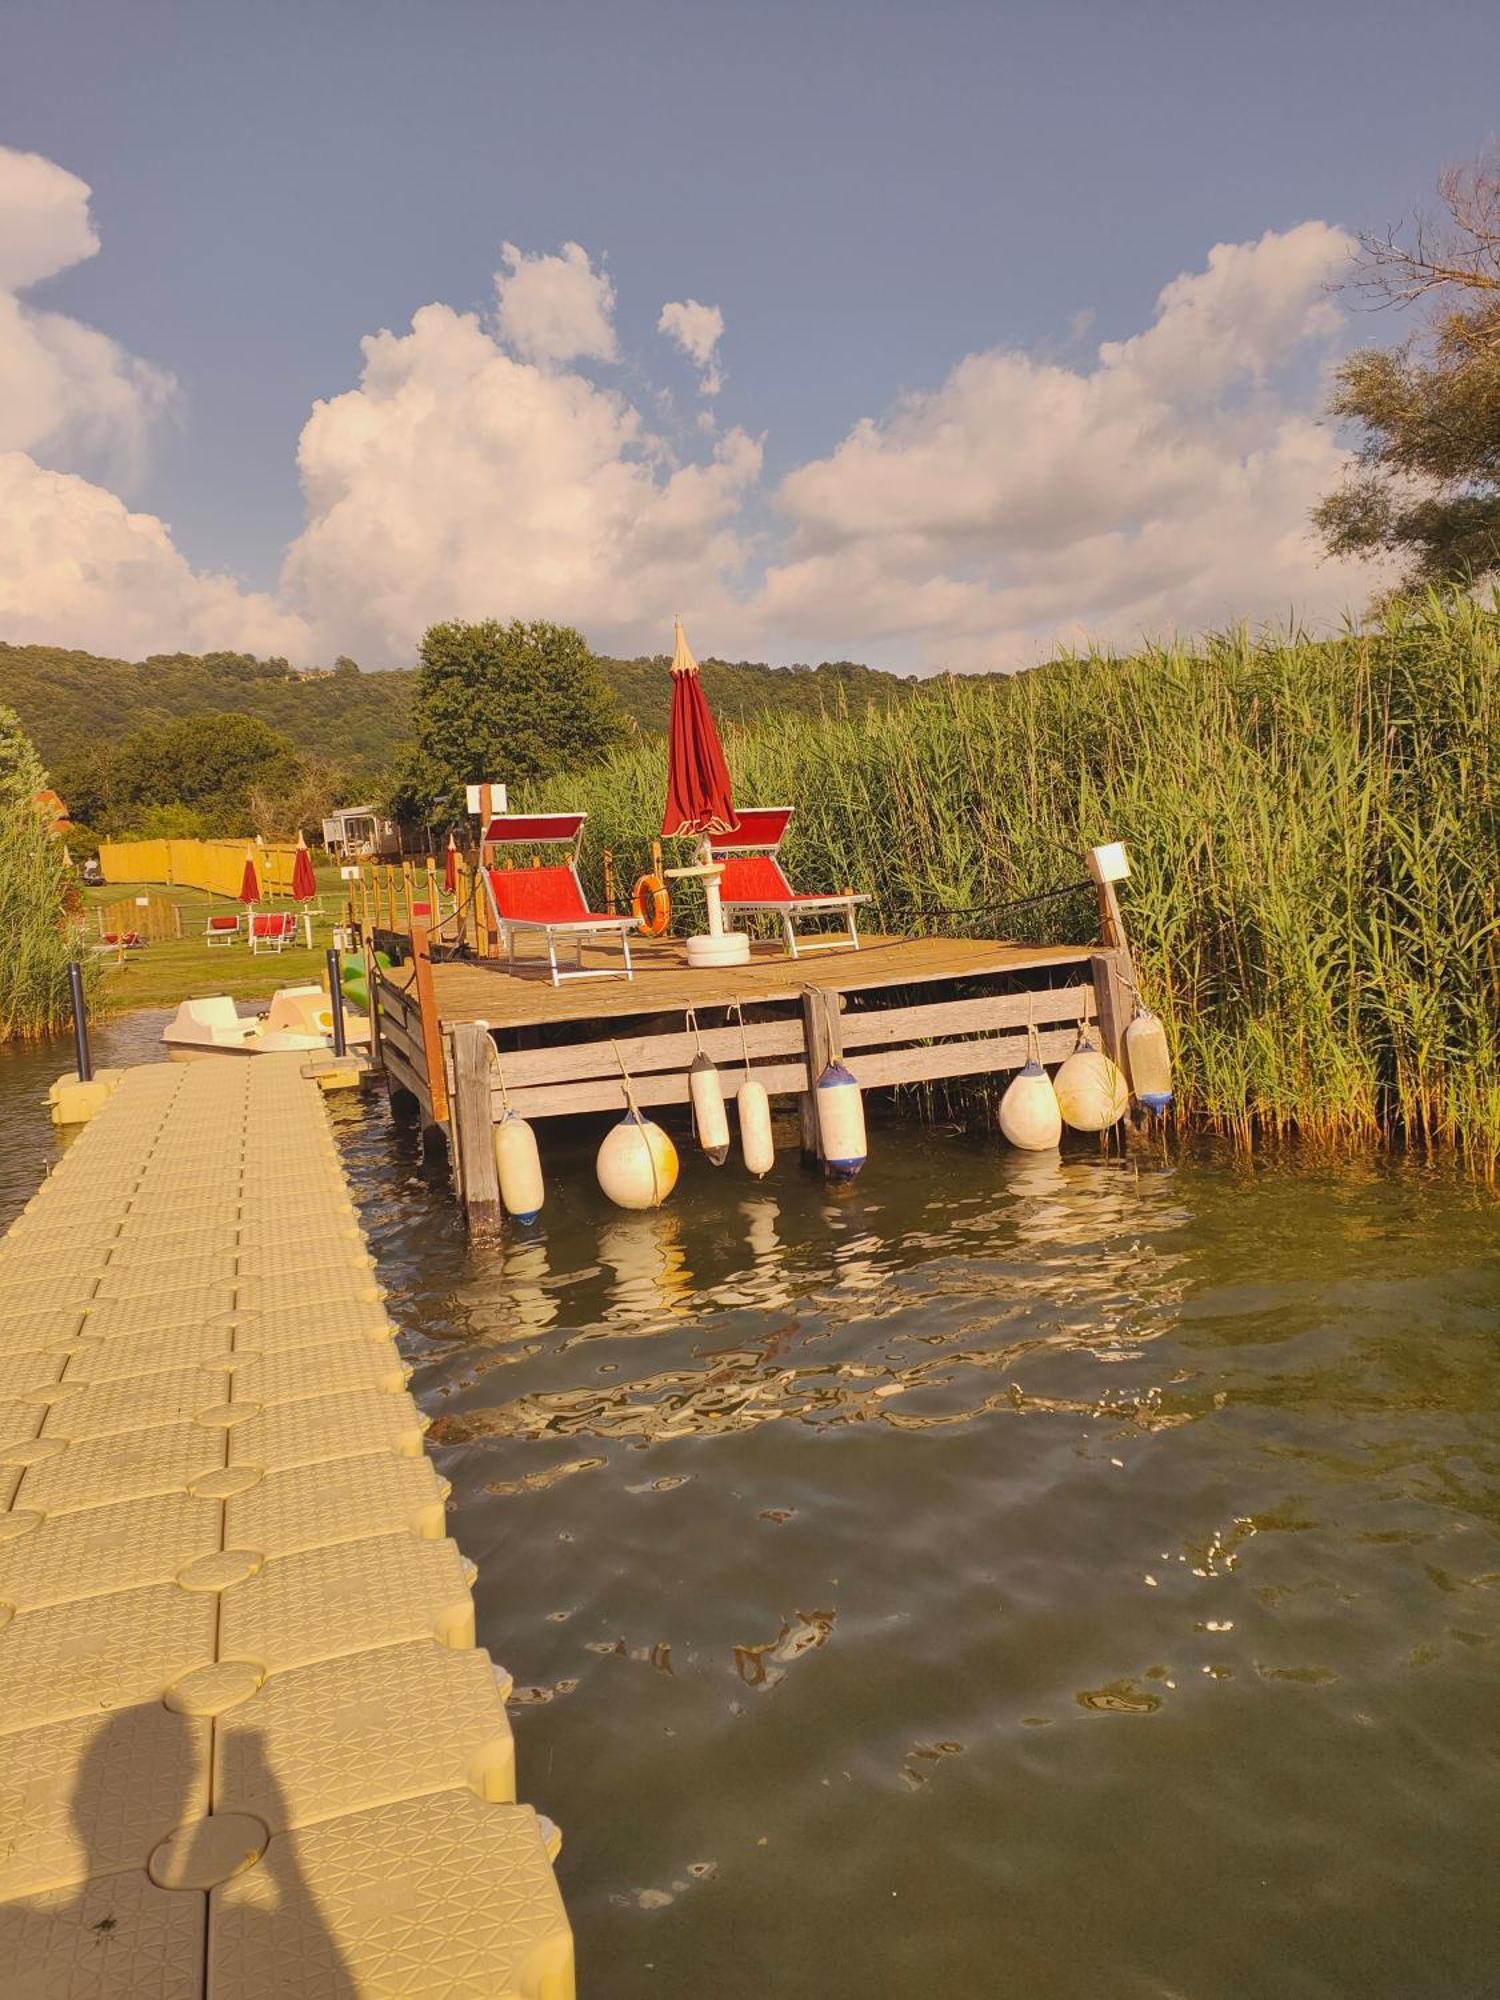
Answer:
0, 1056, 574, 1999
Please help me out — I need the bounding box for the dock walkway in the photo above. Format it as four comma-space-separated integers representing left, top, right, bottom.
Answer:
0, 1056, 573, 1998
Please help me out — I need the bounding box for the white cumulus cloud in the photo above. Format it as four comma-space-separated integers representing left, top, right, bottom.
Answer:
0, 145, 313, 660
0, 145, 174, 486
0, 160, 1393, 677
760, 221, 1389, 668
495, 240, 618, 366
281, 292, 760, 663
0, 453, 310, 661
658, 298, 725, 395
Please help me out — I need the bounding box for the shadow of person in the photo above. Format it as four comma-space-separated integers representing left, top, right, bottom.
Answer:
0, 1700, 357, 1997
203, 1719, 361, 1996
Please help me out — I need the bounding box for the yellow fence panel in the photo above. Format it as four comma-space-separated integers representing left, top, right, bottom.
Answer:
98, 838, 303, 898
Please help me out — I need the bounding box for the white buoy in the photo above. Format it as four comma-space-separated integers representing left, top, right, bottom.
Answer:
688, 1052, 731, 1165
815, 1060, 866, 1180
597, 1110, 679, 1210
1124, 1008, 1173, 1114
494, 1109, 545, 1223
737, 1078, 775, 1177
1054, 1029, 1129, 1132
999, 1057, 1062, 1150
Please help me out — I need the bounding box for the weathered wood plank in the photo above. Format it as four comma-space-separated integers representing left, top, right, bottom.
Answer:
499, 1058, 810, 1121
449, 1024, 501, 1239
429, 932, 1096, 1034
411, 922, 448, 1124
492, 1022, 1086, 1120
839, 982, 1094, 1051
493, 1014, 804, 1089
383, 1042, 428, 1116
848, 1025, 1078, 1089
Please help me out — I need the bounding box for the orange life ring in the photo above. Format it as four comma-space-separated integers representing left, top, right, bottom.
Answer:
631, 874, 671, 936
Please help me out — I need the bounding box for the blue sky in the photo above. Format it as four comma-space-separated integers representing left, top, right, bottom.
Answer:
2, 0, 1496, 668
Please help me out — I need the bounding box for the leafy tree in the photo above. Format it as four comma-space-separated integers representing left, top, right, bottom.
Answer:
246, 756, 347, 841
1315, 145, 1500, 586
403, 619, 625, 825
106, 713, 302, 835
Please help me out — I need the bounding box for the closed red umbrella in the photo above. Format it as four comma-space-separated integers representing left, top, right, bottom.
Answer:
442, 833, 458, 895
238, 853, 260, 903
661, 619, 738, 840
291, 833, 317, 901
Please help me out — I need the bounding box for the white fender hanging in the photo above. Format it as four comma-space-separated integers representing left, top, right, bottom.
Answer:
815, 1059, 866, 1181
494, 1109, 545, 1224
684, 1011, 730, 1165
689, 1053, 731, 1164
1124, 1006, 1173, 1114
999, 1022, 1062, 1151
737, 1079, 775, 1178
1054, 1024, 1129, 1133
730, 1000, 774, 1178
483, 1032, 546, 1224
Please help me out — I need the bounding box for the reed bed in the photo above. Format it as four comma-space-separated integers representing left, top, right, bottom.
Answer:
0, 706, 91, 1042
542, 594, 1500, 1169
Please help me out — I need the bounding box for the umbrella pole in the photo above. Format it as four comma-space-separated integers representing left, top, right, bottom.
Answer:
698, 836, 725, 938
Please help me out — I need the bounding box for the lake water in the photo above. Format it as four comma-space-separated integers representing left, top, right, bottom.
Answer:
4, 1017, 1498, 1999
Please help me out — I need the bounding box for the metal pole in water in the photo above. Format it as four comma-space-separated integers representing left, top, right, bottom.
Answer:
325, 948, 348, 1058
68, 961, 92, 1082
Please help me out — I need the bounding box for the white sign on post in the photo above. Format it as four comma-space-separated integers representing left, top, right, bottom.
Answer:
465, 783, 508, 817
340, 864, 362, 881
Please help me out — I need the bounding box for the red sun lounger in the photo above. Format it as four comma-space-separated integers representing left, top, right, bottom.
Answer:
712, 806, 871, 958
480, 812, 637, 985
249, 911, 298, 955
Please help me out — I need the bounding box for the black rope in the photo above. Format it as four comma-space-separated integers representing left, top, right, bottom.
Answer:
874, 878, 1093, 923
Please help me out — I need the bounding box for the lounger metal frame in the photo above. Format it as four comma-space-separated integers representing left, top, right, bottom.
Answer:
712, 806, 871, 959
480, 813, 638, 986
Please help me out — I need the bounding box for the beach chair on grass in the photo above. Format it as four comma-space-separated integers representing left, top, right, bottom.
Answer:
248, 911, 297, 955
480, 813, 637, 985
205, 913, 241, 947
714, 807, 871, 958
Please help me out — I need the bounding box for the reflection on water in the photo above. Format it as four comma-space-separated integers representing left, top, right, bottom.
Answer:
3, 1023, 1499, 1998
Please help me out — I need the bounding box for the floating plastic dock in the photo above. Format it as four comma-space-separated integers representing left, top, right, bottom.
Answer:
0, 1056, 574, 1998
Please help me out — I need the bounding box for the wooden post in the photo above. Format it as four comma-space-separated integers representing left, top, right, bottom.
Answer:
1090, 950, 1130, 1065
410, 919, 448, 1124
364, 941, 385, 1072
401, 859, 417, 932
602, 848, 617, 916
799, 985, 841, 1162
448, 1023, 502, 1238
1095, 876, 1127, 954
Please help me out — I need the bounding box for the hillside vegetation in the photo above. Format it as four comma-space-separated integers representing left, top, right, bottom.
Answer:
539, 595, 1500, 1169
0, 641, 919, 787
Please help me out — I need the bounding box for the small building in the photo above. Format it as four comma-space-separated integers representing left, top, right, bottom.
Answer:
321, 805, 400, 859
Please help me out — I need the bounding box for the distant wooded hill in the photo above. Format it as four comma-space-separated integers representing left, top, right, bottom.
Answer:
0, 643, 922, 789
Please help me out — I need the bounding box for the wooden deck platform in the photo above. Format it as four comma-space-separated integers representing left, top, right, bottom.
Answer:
0, 1057, 573, 1998
428, 932, 1096, 1031
362, 911, 1133, 1236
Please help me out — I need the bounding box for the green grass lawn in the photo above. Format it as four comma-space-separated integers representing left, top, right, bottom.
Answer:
84, 872, 352, 1016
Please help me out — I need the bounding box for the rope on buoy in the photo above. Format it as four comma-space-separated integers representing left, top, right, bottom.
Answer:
731, 998, 752, 1084
610, 1039, 664, 1206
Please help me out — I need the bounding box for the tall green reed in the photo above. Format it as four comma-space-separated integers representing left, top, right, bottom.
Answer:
0, 704, 92, 1043
540, 594, 1499, 1169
